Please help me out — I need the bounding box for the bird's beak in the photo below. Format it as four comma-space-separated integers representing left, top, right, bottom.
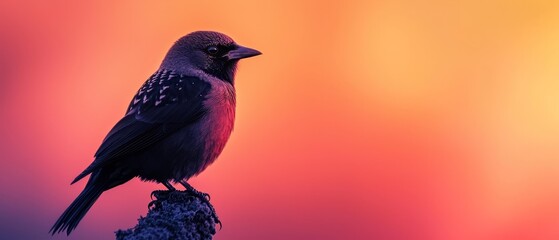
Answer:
227, 45, 262, 61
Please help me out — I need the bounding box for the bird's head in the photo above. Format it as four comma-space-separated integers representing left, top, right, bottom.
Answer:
161, 31, 261, 84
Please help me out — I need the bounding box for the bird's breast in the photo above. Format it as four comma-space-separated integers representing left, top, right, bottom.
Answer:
197, 81, 236, 171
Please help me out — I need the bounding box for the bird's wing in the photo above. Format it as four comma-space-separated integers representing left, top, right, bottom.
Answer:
72, 70, 211, 184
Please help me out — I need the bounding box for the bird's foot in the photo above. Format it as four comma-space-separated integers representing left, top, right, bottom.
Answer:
187, 186, 211, 201
148, 190, 173, 209
148, 180, 178, 208
150, 190, 171, 200
194, 192, 221, 229
180, 181, 222, 229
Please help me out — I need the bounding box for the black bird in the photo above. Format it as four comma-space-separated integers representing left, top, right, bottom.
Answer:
50, 31, 261, 235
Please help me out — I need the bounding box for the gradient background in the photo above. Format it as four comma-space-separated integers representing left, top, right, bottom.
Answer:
1, 1, 559, 239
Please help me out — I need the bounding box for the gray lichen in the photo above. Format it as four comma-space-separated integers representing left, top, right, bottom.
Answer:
115, 191, 218, 240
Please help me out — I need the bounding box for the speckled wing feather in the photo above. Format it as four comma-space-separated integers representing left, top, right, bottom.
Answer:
72, 69, 211, 184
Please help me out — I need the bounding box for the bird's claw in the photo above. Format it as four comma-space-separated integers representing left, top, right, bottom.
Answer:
148, 199, 157, 209
203, 192, 211, 201
208, 203, 221, 230
150, 190, 171, 200
216, 218, 222, 230
148, 190, 175, 209
192, 189, 211, 201
185, 188, 221, 229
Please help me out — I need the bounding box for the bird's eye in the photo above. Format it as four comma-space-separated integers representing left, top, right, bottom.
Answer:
206, 46, 219, 55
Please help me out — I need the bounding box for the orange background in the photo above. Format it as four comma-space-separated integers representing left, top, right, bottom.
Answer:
1, 1, 559, 239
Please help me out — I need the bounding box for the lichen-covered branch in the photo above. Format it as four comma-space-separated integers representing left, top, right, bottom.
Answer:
115, 191, 218, 240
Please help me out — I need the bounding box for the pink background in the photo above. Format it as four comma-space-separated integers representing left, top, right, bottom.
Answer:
1, 1, 558, 239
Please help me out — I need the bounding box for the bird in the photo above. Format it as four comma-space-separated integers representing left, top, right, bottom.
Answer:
50, 31, 261, 235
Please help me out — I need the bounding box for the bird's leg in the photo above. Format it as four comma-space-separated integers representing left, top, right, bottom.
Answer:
162, 180, 176, 191
150, 180, 176, 202
179, 180, 221, 228
179, 180, 210, 200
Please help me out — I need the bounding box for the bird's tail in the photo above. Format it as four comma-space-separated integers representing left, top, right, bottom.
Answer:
50, 184, 104, 235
